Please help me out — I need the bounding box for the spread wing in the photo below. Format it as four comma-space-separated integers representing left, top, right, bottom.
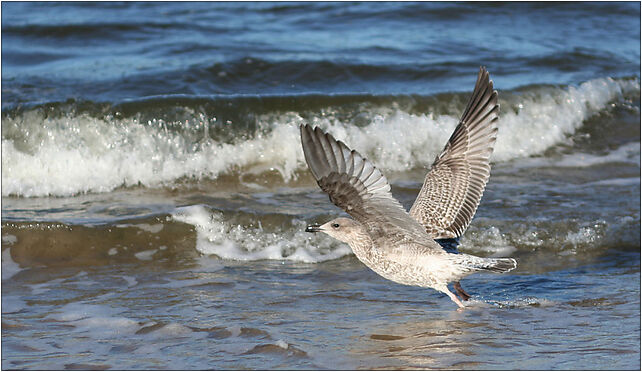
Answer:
300, 124, 433, 247
409, 67, 499, 239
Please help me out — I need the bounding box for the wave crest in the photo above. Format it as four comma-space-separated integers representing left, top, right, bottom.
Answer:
2, 77, 638, 197
171, 205, 352, 263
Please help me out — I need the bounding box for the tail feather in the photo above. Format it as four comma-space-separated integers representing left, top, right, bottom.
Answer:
478, 257, 517, 273
456, 255, 518, 274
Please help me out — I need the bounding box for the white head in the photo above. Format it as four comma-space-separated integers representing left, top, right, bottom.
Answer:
305, 217, 366, 245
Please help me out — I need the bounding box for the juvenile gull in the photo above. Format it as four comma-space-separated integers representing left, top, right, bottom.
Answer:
302, 67, 516, 308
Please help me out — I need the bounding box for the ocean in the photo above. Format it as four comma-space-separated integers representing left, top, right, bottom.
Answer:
1, 1, 640, 370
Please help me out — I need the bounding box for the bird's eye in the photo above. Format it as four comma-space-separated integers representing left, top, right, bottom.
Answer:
332, 223, 340, 228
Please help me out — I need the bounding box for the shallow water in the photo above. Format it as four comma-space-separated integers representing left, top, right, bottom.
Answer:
2, 2, 641, 370
2, 249, 640, 370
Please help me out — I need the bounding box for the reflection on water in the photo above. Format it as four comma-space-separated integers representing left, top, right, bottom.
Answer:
358, 316, 484, 369
2, 2, 640, 369
2, 246, 640, 370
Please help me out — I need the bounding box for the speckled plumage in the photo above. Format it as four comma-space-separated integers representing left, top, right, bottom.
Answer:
409, 67, 499, 239
301, 68, 516, 308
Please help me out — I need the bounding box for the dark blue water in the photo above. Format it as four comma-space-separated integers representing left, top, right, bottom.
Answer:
2, 2, 639, 105
2, 2, 640, 370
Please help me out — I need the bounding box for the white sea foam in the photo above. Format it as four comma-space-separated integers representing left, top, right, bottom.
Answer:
142, 323, 195, 338
509, 141, 640, 169
555, 142, 640, 168
134, 249, 157, 261
122, 275, 138, 287
585, 177, 640, 187
459, 225, 518, 256
493, 77, 639, 161
2, 234, 18, 245
171, 203, 630, 263
2, 110, 303, 197
46, 302, 142, 336
49, 303, 116, 322
275, 339, 289, 349
483, 297, 557, 308
563, 222, 607, 250
72, 316, 141, 336
2, 77, 638, 197
171, 205, 352, 263
116, 223, 164, 233
462, 218, 620, 257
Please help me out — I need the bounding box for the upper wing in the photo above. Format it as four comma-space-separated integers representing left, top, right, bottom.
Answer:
409, 67, 499, 239
300, 124, 433, 247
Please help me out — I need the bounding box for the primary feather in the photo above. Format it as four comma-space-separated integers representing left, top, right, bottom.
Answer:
409, 67, 499, 239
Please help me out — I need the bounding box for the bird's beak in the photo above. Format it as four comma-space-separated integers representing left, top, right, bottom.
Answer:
305, 224, 322, 233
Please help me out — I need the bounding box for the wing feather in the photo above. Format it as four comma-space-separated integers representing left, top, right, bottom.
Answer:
301, 124, 434, 248
409, 67, 499, 239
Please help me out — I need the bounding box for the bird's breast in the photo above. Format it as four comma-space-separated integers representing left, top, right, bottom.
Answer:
353, 246, 461, 288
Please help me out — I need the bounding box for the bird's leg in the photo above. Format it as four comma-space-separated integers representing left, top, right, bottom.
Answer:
453, 281, 471, 301
443, 287, 465, 309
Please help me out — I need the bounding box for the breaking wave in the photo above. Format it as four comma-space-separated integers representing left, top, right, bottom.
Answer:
2, 76, 638, 197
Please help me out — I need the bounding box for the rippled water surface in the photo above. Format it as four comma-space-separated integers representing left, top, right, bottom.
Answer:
2, 2, 640, 370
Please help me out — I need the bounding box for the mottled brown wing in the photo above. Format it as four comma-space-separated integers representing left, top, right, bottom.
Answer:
409, 67, 499, 239
300, 124, 432, 245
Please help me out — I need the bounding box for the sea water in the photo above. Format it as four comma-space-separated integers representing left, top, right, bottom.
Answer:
2, 2, 640, 369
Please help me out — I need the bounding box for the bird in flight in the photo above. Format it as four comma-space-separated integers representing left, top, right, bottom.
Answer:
301, 67, 516, 308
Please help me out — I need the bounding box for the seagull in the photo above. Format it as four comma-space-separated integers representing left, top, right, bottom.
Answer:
301, 67, 516, 308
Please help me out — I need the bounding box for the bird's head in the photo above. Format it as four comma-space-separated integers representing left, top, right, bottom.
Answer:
305, 217, 365, 244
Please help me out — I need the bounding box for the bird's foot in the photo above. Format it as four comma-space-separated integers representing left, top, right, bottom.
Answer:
444, 287, 466, 309
454, 281, 471, 301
